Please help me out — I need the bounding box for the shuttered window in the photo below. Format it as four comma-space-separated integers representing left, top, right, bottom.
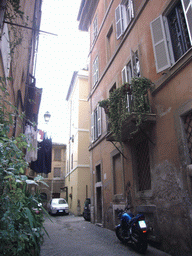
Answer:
93, 56, 99, 86
91, 105, 102, 142
150, 1, 192, 73
150, 16, 171, 73
115, 1, 134, 39
54, 168, 61, 178
93, 15, 98, 43
54, 148, 61, 161
181, 0, 192, 42
115, 5, 124, 39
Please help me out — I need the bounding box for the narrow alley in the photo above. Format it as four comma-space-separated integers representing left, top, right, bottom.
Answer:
40, 214, 171, 256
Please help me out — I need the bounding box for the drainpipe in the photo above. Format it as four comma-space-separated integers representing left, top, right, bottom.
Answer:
89, 94, 95, 223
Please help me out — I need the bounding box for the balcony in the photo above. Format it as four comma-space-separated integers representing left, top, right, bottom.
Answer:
99, 78, 156, 143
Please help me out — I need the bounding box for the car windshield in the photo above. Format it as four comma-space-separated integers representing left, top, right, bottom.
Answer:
52, 199, 67, 205
59, 199, 66, 204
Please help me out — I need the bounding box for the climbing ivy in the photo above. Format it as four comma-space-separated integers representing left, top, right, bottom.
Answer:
99, 77, 153, 143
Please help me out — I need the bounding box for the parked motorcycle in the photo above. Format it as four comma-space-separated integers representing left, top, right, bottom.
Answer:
115, 208, 148, 254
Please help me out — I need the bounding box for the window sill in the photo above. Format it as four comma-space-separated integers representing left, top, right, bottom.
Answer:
152, 47, 192, 96
135, 189, 152, 198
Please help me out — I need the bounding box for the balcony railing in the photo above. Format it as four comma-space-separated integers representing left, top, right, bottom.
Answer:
99, 78, 156, 143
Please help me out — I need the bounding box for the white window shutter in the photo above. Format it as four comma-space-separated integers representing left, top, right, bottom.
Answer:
128, 0, 134, 23
96, 56, 99, 83
115, 5, 123, 39
181, 0, 192, 44
122, 66, 128, 84
97, 105, 101, 137
92, 61, 95, 86
121, 4, 127, 32
150, 15, 171, 73
0, 24, 11, 78
91, 112, 94, 142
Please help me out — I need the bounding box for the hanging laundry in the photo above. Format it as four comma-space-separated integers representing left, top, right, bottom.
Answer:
30, 138, 52, 174
25, 125, 38, 162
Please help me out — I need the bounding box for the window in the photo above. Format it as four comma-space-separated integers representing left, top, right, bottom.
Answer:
115, 0, 134, 39
54, 167, 61, 178
96, 164, 101, 182
150, 0, 192, 73
93, 56, 99, 86
184, 111, 192, 164
121, 50, 140, 85
121, 50, 140, 112
109, 83, 116, 94
135, 138, 151, 191
54, 148, 61, 161
113, 153, 123, 195
93, 15, 98, 43
91, 105, 101, 142
106, 25, 114, 61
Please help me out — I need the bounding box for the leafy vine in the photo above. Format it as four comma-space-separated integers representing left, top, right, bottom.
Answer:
99, 77, 153, 143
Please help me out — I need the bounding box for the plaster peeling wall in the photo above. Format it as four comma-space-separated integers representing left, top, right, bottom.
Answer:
152, 160, 192, 255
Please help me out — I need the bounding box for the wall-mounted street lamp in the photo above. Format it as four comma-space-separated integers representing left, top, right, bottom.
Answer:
44, 111, 51, 123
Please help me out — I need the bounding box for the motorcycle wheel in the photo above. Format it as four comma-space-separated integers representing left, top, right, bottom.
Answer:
132, 231, 148, 254
115, 225, 128, 244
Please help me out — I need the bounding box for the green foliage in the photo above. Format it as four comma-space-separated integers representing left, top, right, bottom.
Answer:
99, 77, 152, 143
0, 83, 46, 255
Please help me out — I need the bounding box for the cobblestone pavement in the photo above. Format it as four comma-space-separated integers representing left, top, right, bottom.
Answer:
40, 214, 171, 256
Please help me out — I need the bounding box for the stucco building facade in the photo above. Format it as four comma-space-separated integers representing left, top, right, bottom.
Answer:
0, 0, 42, 137
38, 143, 67, 205
78, 0, 192, 255
65, 69, 91, 216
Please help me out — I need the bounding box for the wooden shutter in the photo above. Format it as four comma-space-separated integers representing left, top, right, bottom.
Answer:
150, 15, 171, 73
181, 0, 192, 44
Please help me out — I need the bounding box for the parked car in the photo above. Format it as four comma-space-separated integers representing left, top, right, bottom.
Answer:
47, 198, 69, 215
83, 198, 91, 221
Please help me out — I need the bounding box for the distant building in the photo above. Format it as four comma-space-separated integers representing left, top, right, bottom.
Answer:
65, 69, 90, 216
28, 142, 67, 207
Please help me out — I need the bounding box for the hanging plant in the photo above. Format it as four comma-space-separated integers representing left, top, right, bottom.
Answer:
99, 77, 153, 143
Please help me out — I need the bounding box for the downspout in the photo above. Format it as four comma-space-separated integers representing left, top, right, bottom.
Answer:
89, 93, 95, 223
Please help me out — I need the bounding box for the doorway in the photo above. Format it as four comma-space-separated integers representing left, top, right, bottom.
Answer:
96, 186, 102, 223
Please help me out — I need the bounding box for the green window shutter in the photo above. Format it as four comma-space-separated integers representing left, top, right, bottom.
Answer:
150, 15, 171, 73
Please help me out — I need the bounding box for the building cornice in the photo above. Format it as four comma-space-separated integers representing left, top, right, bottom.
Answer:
77, 0, 99, 31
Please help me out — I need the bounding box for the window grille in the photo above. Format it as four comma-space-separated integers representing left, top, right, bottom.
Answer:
135, 138, 151, 191
184, 111, 192, 163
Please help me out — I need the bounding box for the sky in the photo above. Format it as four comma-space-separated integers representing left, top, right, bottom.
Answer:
35, 0, 89, 144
